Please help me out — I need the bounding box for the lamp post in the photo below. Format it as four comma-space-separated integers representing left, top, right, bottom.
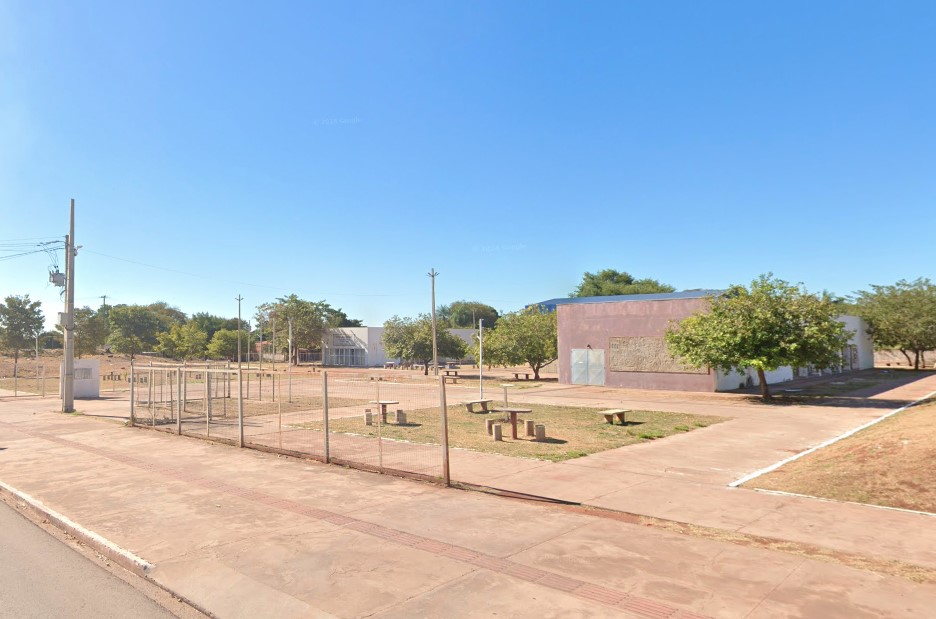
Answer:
478, 319, 484, 400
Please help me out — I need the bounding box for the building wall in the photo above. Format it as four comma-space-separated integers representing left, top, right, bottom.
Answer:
558, 299, 718, 391
558, 300, 875, 393
839, 315, 875, 369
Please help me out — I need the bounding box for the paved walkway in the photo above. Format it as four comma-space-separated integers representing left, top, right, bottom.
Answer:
449, 374, 936, 569
1, 376, 935, 617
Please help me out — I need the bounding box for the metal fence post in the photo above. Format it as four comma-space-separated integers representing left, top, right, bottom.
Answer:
177, 367, 183, 435
439, 375, 450, 486
237, 368, 244, 448
322, 371, 330, 463
129, 362, 135, 427
149, 369, 155, 426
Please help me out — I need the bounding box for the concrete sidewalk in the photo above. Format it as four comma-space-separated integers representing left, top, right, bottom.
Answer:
3, 395, 936, 618
451, 374, 936, 570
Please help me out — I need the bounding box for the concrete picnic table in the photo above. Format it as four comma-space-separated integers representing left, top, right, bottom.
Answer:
369, 400, 399, 421
492, 407, 533, 440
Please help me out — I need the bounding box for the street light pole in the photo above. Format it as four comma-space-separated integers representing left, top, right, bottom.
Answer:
478, 319, 484, 400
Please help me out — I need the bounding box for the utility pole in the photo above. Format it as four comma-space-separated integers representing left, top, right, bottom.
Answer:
99, 295, 107, 312
236, 295, 243, 368
62, 199, 76, 413
428, 268, 439, 376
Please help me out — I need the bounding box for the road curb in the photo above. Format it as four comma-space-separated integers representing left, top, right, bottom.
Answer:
0, 479, 154, 576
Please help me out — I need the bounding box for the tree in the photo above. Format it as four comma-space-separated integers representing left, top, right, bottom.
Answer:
0, 295, 44, 373
437, 301, 499, 328
107, 305, 162, 359
480, 306, 557, 380
853, 278, 936, 369
571, 269, 675, 297
146, 302, 188, 331
381, 315, 468, 375
263, 295, 331, 364
190, 312, 229, 342
39, 330, 63, 349
665, 275, 850, 400
206, 329, 243, 360
325, 307, 363, 327
70, 307, 109, 358
156, 322, 208, 360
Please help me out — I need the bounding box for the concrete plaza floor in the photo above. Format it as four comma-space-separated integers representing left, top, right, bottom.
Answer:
1, 374, 935, 617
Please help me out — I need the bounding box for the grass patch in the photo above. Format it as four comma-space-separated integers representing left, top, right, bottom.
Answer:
295, 403, 725, 462
753, 400, 936, 513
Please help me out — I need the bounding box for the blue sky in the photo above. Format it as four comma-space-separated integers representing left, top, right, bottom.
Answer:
2, 1, 934, 329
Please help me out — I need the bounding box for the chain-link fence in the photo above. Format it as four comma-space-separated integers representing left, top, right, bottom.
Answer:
130, 365, 451, 483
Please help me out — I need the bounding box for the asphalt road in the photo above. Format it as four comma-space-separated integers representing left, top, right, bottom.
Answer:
0, 500, 177, 619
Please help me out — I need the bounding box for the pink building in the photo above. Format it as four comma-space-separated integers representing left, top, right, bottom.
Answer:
542, 291, 873, 392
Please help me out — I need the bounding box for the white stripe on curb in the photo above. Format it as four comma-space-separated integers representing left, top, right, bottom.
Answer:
0, 480, 154, 574
728, 388, 936, 488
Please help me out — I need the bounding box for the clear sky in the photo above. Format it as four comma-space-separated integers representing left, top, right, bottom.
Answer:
2, 1, 934, 329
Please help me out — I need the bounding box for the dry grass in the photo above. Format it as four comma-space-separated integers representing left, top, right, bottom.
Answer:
296, 403, 725, 462
753, 400, 936, 513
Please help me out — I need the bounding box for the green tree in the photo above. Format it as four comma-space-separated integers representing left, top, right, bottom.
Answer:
571, 269, 675, 297
0, 295, 45, 373
853, 278, 936, 369
39, 330, 63, 349
381, 314, 467, 375
665, 275, 850, 400
206, 328, 243, 360
480, 306, 557, 379
69, 307, 109, 358
107, 305, 162, 359
190, 312, 229, 341
260, 295, 355, 363
146, 302, 188, 331
156, 322, 208, 360
437, 301, 499, 328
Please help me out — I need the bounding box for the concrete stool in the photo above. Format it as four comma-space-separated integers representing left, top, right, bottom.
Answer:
486, 419, 496, 435
492, 424, 503, 441
396, 409, 407, 425
525, 419, 535, 437
534, 424, 546, 441
364, 410, 373, 426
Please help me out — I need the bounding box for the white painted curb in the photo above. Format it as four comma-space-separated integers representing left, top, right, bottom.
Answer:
728, 388, 936, 488
0, 480, 154, 575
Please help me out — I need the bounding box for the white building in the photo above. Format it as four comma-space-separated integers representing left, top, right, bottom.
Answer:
322, 327, 477, 367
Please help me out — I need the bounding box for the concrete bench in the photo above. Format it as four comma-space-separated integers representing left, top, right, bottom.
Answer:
599, 409, 631, 425
443, 375, 458, 384
465, 399, 494, 413
512, 372, 531, 380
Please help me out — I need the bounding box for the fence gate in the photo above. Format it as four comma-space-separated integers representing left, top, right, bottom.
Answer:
570, 348, 605, 385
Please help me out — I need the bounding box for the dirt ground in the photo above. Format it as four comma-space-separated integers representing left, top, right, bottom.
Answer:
753, 399, 936, 513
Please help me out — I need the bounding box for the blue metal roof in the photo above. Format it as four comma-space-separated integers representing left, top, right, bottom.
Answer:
530, 290, 724, 312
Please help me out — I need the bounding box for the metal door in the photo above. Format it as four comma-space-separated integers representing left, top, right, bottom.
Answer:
571, 349, 605, 385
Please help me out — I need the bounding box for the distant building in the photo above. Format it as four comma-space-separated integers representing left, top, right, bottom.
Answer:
535, 291, 873, 392
322, 327, 476, 367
